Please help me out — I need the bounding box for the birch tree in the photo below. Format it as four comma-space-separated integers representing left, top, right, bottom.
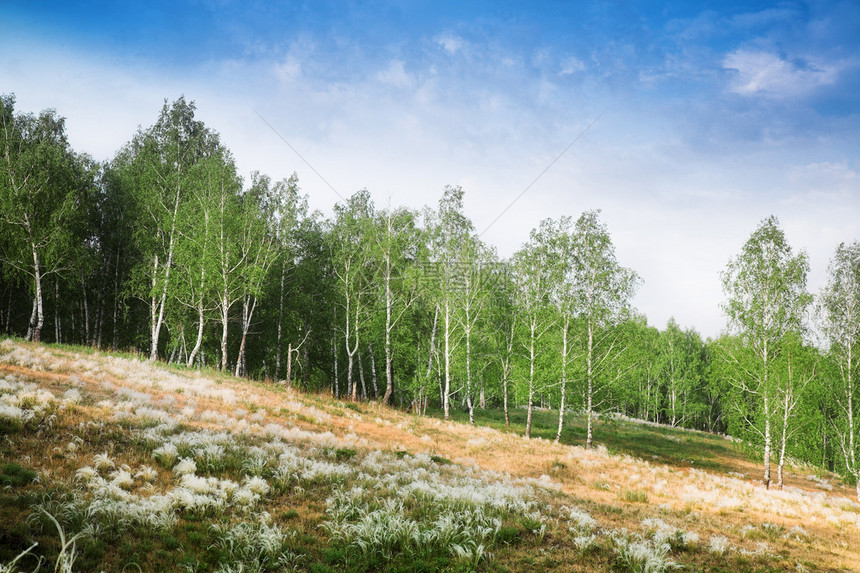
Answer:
721, 215, 811, 488
115, 97, 221, 361
454, 236, 495, 425
212, 172, 247, 372
263, 173, 308, 382
774, 332, 816, 489
232, 178, 278, 378
0, 94, 83, 342
512, 219, 559, 438
375, 205, 420, 405
818, 241, 860, 500
331, 190, 376, 399
487, 271, 517, 426
571, 210, 639, 449
174, 151, 236, 366
426, 186, 473, 420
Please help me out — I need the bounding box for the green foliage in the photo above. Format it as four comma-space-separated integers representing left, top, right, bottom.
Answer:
3, 91, 860, 488
719, 216, 813, 485
621, 490, 649, 503
0, 462, 37, 487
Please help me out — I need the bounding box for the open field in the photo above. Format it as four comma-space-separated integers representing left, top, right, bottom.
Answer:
1, 338, 859, 572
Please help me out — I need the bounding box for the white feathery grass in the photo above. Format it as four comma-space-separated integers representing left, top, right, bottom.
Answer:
708, 535, 731, 555
134, 465, 158, 482
152, 442, 179, 467
92, 453, 115, 472
565, 505, 597, 532
173, 458, 197, 476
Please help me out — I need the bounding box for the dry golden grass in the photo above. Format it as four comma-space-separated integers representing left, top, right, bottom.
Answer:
1, 338, 859, 571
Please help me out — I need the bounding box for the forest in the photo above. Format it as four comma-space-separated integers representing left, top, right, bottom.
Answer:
2, 94, 859, 498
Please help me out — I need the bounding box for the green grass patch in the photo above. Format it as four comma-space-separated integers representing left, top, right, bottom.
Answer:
620, 489, 649, 503
425, 405, 745, 474
0, 463, 37, 488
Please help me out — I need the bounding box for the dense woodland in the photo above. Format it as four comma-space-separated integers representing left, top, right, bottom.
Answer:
2, 94, 859, 496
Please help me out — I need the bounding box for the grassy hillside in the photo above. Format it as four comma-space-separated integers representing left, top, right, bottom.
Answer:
1, 339, 858, 572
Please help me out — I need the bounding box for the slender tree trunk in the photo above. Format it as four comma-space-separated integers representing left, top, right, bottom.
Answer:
344, 292, 360, 398
443, 298, 451, 420
465, 318, 474, 426
5, 287, 12, 333
81, 277, 90, 345
112, 247, 120, 348
422, 305, 439, 415
27, 245, 44, 342
503, 371, 510, 427
586, 320, 594, 450
332, 306, 339, 398
26, 297, 37, 342
763, 395, 772, 488
382, 249, 395, 405
234, 294, 256, 377
286, 343, 293, 386
95, 280, 105, 348
846, 346, 856, 489
762, 342, 772, 488
150, 263, 159, 356
670, 383, 677, 427
219, 292, 230, 371
187, 249, 208, 366
275, 260, 285, 378
777, 388, 790, 489
54, 278, 61, 344
526, 317, 536, 438
368, 342, 379, 400
555, 315, 569, 443
151, 248, 174, 362
503, 320, 514, 427
187, 297, 205, 367
358, 351, 367, 401
333, 336, 340, 399
150, 180, 182, 362
301, 334, 310, 390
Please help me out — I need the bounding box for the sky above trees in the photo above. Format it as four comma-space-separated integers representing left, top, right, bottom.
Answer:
2, 0, 858, 338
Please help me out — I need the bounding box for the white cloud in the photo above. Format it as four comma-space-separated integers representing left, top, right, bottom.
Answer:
377, 60, 413, 89
274, 54, 302, 83
437, 33, 464, 55
560, 56, 586, 75
730, 7, 802, 29
722, 49, 840, 98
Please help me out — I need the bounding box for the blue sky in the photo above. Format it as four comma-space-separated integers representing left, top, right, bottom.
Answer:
2, 1, 859, 338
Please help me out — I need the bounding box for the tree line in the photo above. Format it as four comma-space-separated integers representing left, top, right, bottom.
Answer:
1, 95, 858, 498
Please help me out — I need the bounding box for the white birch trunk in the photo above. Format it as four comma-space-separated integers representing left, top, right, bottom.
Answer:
443, 298, 451, 420
525, 317, 536, 438
586, 320, 594, 450
555, 315, 569, 443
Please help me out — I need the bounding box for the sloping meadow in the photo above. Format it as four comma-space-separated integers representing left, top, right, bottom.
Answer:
1, 339, 859, 572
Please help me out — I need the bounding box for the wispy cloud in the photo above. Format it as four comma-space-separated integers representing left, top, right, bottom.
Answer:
274, 55, 302, 84
377, 60, 414, 89
436, 33, 465, 55
723, 49, 842, 98
560, 56, 586, 75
